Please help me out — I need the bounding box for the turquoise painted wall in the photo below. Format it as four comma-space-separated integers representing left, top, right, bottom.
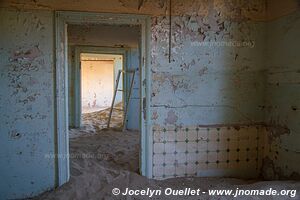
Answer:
0, 0, 299, 198
151, 17, 266, 126
0, 9, 56, 199
126, 48, 141, 130
0, 6, 268, 199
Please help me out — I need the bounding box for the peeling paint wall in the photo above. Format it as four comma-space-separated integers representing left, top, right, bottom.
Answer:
150, 0, 267, 178
263, 9, 300, 180
0, 0, 267, 20
0, 8, 55, 199
0, 0, 300, 198
67, 24, 140, 48
151, 17, 265, 126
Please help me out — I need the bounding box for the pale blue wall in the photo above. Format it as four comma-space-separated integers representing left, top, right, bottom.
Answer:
0, 7, 267, 198
0, 9, 56, 199
0, 2, 299, 199
126, 48, 141, 130
151, 17, 266, 126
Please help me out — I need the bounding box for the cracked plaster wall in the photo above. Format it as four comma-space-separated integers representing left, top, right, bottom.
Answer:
0, 9, 55, 199
150, 3, 267, 178
0, 0, 299, 198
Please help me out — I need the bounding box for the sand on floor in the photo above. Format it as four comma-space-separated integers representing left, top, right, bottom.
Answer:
35, 109, 300, 200
69, 103, 123, 138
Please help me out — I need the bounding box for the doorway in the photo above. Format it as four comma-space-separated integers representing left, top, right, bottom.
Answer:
69, 44, 140, 131
68, 24, 141, 133
81, 54, 122, 114
55, 11, 151, 186
71, 50, 126, 132
80, 53, 124, 128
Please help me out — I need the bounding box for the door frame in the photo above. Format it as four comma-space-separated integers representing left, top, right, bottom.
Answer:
55, 11, 152, 186
73, 46, 127, 128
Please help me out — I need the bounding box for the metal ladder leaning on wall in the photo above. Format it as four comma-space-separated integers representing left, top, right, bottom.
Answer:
107, 69, 136, 131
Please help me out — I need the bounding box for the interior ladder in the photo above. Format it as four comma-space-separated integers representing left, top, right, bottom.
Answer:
107, 69, 136, 131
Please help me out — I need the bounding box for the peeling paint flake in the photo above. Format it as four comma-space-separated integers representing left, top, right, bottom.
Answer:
11, 46, 42, 62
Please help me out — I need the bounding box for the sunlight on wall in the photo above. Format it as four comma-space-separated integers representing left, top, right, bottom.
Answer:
81, 60, 114, 113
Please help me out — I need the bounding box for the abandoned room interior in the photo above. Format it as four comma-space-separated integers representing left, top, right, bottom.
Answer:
0, 0, 299, 199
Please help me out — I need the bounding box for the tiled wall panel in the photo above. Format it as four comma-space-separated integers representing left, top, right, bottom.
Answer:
153, 125, 267, 179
